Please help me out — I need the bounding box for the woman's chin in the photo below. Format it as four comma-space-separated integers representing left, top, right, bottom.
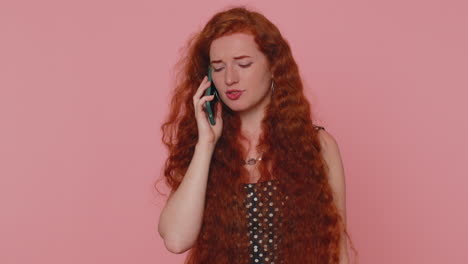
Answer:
224, 102, 247, 112
225, 103, 257, 114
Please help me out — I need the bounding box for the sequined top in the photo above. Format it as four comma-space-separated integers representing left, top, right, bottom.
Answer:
243, 179, 284, 264
242, 125, 325, 264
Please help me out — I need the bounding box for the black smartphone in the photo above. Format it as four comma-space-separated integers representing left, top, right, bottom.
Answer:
205, 65, 219, 125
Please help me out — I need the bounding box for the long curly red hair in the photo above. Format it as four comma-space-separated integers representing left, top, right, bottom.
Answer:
158, 5, 357, 264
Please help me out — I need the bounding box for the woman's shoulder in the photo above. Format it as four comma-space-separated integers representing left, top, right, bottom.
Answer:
312, 125, 341, 158
313, 124, 338, 152
313, 125, 329, 147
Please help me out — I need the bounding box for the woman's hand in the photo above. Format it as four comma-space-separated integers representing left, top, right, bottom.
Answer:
192, 76, 223, 145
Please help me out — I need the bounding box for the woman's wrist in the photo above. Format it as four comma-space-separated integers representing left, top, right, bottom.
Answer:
195, 140, 216, 151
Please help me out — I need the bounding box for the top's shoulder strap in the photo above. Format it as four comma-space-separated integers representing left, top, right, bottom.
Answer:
313, 125, 325, 131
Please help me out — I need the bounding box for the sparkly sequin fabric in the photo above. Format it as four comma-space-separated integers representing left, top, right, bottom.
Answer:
241, 125, 324, 264
243, 179, 285, 264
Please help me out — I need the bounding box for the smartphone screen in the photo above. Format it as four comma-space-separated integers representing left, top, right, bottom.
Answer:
205, 66, 219, 125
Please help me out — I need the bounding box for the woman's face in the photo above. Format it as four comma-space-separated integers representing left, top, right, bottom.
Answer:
209, 32, 273, 113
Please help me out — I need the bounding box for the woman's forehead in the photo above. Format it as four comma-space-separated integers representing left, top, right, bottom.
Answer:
209, 33, 261, 60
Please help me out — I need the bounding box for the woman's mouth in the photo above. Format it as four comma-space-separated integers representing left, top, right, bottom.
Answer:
225, 90, 244, 100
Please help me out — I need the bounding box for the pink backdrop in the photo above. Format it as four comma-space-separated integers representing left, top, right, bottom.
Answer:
1, 0, 467, 263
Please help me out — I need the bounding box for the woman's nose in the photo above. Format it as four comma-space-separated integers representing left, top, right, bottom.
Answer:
224, 66, 239, 86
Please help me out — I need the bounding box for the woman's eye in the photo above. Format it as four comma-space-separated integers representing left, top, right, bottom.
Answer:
213, 63, 252, 72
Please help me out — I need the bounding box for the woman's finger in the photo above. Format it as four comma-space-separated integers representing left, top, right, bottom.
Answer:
195, 95, 215, 114
193, 76, 211, 102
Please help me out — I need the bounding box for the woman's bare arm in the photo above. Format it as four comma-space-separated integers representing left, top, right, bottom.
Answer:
317, 129, 350, 263
159, 75, 223, 254
158, 142, 215, 254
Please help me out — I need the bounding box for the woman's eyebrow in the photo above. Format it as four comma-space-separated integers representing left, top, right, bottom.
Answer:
211, 55, 251, 64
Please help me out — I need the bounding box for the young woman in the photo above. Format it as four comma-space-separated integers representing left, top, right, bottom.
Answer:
157, 6, 357, 264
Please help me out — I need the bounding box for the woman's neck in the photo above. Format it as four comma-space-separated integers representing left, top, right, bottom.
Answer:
238, 108, 266, 153
240, 111, 264, 140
